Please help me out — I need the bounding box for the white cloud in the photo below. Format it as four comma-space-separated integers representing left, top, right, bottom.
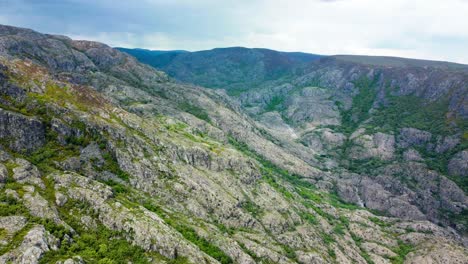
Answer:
1, 0, 467, 63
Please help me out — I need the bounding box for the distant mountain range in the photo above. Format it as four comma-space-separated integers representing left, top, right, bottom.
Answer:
116, 47, 323, 90
0, 24, 467, 263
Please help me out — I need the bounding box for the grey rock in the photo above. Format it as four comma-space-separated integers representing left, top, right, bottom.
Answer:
5, 188, 19, 200
12, 158, 43, 188
0, 148, 11, 162
435, 135, 460, 153
448, 150, 468, 177
80, 215, 97, 229
0, 225, 59, 264
56, 156, 81, 172
349, 132, 395, 160
403, 149, 424, 162
397, 128, 432, 148
0, 163, 7, 183
23, 190, 62, 224
0, 216, 28, 245
57, 256, 84, 264
55, 191, 68, 207
50, 118, 84, 145
0, 108, 45, 152
80, 142, 104, 166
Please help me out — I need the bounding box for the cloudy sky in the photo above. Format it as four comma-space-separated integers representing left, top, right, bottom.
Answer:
0, 0, 467, 63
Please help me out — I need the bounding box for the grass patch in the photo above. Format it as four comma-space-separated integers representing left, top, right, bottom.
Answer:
178, 102, 211, 123
142, 201, 233, 264
389, 240, 414, 264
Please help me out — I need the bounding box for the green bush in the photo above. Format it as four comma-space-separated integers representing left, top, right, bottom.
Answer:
143, 201, 232, 264
178, 102, 211, 123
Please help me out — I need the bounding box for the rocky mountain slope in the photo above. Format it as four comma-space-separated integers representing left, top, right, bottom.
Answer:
0, 24, 467, 264
122, 46, 468, 232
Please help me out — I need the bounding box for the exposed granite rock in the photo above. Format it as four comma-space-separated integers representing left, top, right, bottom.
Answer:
50, 118, 84, 145
4, 188, 19, 200
301, 128, 345, 154
397, 128, 432, 148
336, 163, 468, 227
403, 148, 424, 162
0, 215, 27, 234
448, 150, 468, 177
434, 135, 460, 153
56, 256, 85, 264
0, 225, 59, 264
12, 158, 44, 188
404, 240, 468, 264
55, 191, 68, 207
0, 216, 28, 245
53, 172, 219, 263
22, 186, 64, 226
80, 142, 104, 166
0, 163, 7, 183
349, 132, 395, 160
0, 108, 45, 152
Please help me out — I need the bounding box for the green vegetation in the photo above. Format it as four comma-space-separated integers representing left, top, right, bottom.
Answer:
369, 216, 390, 228
142, 201, 233, 264
321, 232, 335, 245
0, 190, 28, 216
389, 240, 414, 264
370, 90, 455, 136
351, 233, 375, 264
337, 76, 379, 134
100, 152, 130, 182
241, 199, 263, 218
264, 96, 284, 112
345, 157, 390, 175
446, 209, 467, 235
29, 139, 80, 172
297, 211, 318, 225
40, 220, 157, 263
178, 102, 211, 123
228, 136, 358, 210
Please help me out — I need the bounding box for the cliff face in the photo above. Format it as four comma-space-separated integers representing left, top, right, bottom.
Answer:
0, 25, 466, 264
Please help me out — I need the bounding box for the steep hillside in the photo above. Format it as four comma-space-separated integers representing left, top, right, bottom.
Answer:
123, 42, 468, 234
117, 47, 322, 93
0, 24, 467, 264
115, 48, 188, 70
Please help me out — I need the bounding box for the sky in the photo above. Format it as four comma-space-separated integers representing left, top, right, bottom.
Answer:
0, 0, 467, 64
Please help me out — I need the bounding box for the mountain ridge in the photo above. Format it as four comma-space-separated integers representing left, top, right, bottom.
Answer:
0, 24, 466, 264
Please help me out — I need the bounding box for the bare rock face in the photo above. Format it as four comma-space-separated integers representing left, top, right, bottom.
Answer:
301, 128, 345, 154
0, 163, 7, 183
0, 109, 45, 153
53, 172, 219, 263
403, 148, 424, 162
0, 225, 59, 264
23, 188, 62, 224
0, 216, 28, 245
336, 162, 468, 227
404, 241, 468, 264
434, 135, 460, 153
397, 128, 432, 148
50, 118, 84, 145
448, 150, 468, 177
349, 132, 395, 160
12, 158, 44, 188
